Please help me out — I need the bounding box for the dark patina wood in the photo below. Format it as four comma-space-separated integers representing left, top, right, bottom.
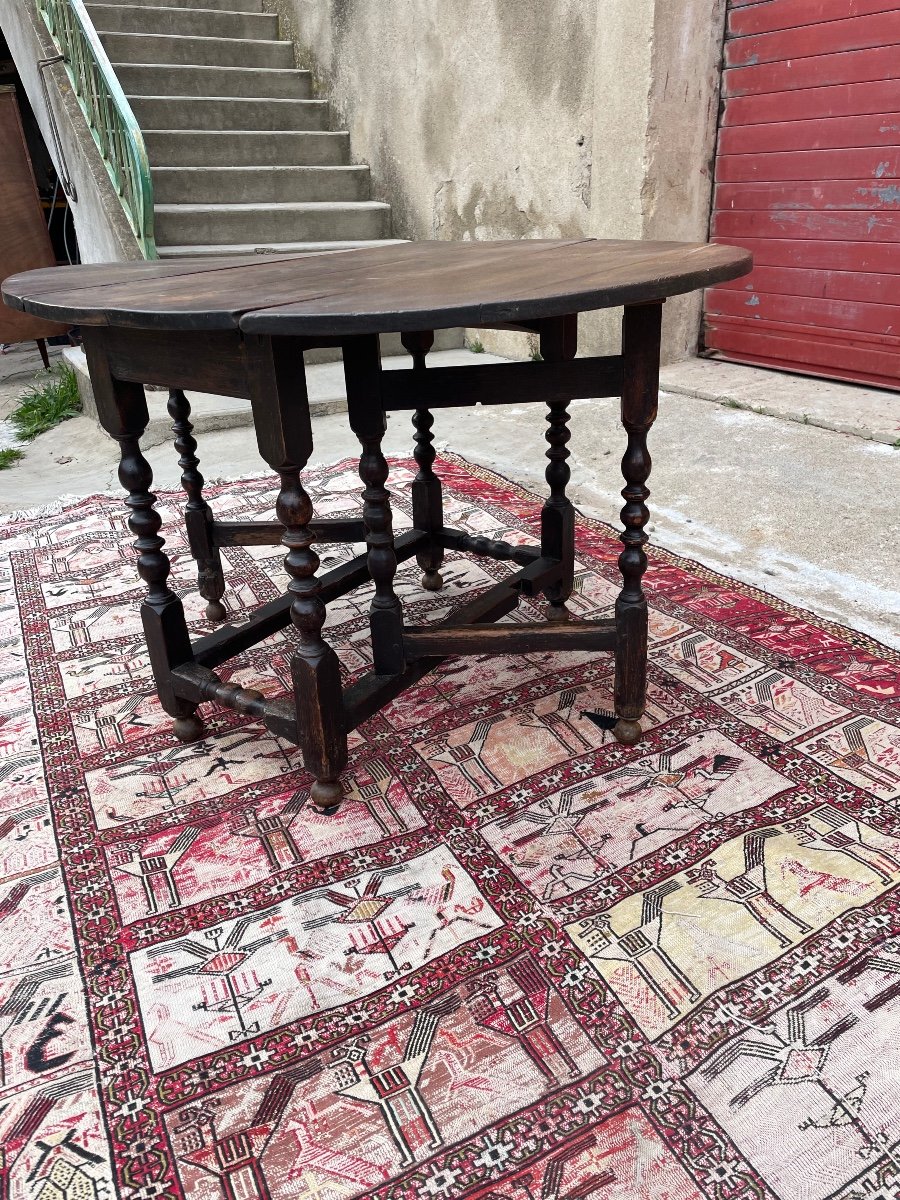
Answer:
3, 239, 751, 332
614, 303, 663, 745
3, 238, 752, 809
404, 330, 444, 593
539, 315, 578, 624
403, 620, 617, 659
167, 388, 227, 623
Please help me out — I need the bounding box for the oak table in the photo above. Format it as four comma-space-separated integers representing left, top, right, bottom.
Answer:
3, 239, 751, 809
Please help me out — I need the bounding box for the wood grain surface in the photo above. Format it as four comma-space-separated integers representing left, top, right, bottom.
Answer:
3, 239, 751, 334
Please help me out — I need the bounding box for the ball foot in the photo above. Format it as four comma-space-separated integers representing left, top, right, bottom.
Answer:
546, 602, 570, 624
173, 712, 206, 743
421, 569, 444, 592
205, 598, 227, 623
612, 718, 643, 747
311, 779, 343, 811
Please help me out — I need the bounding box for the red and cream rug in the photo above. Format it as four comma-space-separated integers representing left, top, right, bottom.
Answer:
0, 454, 898, 1200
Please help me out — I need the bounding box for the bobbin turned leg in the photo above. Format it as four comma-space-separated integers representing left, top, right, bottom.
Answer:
344, 336, 406, 677
82, 333, 204, 743
167, 389, 227, 623
540, 316, 577, 623
614, 303, 662, 747
402, 331, 444, 592
245, 335, 347, 808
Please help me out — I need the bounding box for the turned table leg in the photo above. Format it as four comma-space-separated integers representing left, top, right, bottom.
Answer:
246, 335, 347, 808
402, 331, 444, 592
614, 303, 662, 747
167, 388, 227, 623
540, 316, 577, 623
82, 333, 204, 743
344, 335, 406, 677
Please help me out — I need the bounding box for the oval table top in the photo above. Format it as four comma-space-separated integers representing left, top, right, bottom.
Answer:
2, 239, 751, 336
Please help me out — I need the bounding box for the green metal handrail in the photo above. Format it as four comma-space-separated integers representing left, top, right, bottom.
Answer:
36, 0, 157, 258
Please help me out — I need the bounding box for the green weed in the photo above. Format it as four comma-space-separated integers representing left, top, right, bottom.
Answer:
10, 364, 81, 441
0, 448, 23, 470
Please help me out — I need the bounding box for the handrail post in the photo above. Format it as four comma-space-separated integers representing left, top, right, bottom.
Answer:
36, 0, 157, 258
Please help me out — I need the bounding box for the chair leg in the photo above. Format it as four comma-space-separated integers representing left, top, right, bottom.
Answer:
167, 389, 227, 623
613, 303, 662, 747
36, 339, 50, 369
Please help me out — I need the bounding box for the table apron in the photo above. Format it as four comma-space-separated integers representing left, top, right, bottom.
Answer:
379, 355, 624, 410
90, 328, 624, 414
99, 327, 251, 399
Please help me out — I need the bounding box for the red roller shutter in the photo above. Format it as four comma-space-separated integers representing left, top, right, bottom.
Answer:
704, 0, 900, 390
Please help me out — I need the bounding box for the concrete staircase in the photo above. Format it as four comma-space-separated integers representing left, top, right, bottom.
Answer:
87, 0, 395, 257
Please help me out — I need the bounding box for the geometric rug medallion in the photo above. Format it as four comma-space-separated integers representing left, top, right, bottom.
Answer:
0, 453, 898, 1200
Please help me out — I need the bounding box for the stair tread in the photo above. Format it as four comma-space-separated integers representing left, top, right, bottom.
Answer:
155, 201, 390, 212
143, 128, 347, 135
114, 63, 304, 74
91, 4, 266, 9
152, 165, 365, 172
98, 31, 286, 43
130, 95, 324, 103
158, 240, 405, 256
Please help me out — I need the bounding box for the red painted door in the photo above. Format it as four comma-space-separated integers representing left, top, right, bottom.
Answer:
704, 0, 900, 390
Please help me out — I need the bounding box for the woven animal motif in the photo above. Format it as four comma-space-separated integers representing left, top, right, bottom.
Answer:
0, 454, 897, 1200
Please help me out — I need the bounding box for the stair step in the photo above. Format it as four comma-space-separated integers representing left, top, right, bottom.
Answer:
154, 201, 392, 246
116, 64, 309, 99
152, 165, 370, 204
143, 128, 349, 167
157, 238, 405, 258
98, 31, 292, 67
87, 3, 277, 38
98, 0, 263, 9
130, 95, 329, 131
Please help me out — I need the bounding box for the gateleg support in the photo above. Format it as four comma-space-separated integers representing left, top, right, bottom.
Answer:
613, 302, 662, 747
168, 388, 227, 623
402, 331, 445, 592
344, 334, 406, 677
539, 316, 578, 623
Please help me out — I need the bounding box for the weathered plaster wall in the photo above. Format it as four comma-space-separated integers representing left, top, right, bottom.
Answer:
264, 0, 726, 361
0, 0, 142, 263
646, 0, 729, 360
588, 0, 728, 357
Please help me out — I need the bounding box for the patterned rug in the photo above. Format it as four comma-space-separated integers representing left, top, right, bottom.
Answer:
0, 453, 898, 1200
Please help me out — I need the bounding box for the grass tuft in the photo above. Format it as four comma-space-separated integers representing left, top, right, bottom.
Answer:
0, 448, 23, 470
10, 365, 81, 442
467, 338, 485, 354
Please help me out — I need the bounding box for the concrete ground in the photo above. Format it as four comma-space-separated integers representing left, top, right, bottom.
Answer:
660, 356, 900, 447
0, 347, 898, 649
0, 340, 65, 432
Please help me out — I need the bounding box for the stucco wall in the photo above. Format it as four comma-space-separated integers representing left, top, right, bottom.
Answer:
0, 0, 142, 263
264, 0, 726, 362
